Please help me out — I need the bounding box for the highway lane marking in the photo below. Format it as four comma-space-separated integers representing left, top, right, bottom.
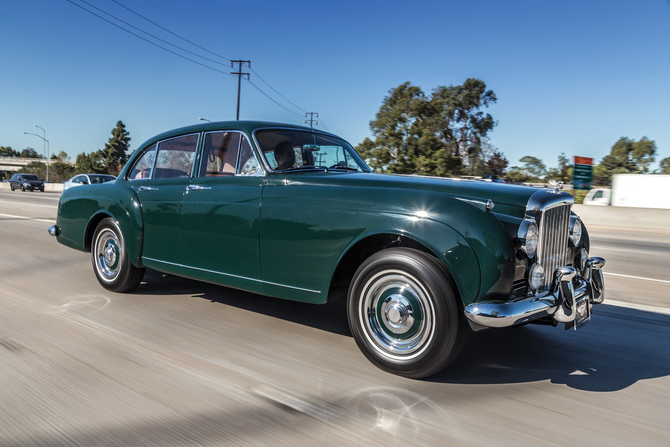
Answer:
592, 246, 670, 256
0, 199, 57, 208
603, 272, 670, 284
0, 212, 56, 223
605, 299, 670, 316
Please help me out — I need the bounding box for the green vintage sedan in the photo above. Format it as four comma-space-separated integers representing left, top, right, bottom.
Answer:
49, 121, 605, 378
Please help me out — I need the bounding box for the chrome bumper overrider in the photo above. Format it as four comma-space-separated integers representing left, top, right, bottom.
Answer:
464, 257, 606, 329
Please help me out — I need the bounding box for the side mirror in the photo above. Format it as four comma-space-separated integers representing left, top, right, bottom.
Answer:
81, 179, 89, 184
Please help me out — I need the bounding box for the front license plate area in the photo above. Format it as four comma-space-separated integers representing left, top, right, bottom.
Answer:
565, 296, 591, 330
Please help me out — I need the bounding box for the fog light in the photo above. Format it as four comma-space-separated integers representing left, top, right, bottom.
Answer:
529, 263, 545, 291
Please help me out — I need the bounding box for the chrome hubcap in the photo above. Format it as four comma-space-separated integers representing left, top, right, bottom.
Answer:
95, 229, 121, 281
359, 270, 434, 360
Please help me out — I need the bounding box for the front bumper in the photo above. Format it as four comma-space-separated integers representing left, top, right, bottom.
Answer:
464, 257, 605, 329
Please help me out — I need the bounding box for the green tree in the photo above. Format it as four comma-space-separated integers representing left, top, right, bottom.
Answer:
22, 161, 47, 179
101, 120, 131, 176
50, 161, 76, 182
356, 78, 497, 177
659, 157, 670, 174
519, 155, 546, 179
485, 149, 508, 177
1, 146, 18, 157
545, 153, 572, 183
75, 151, 105, 174
19, 148, 43, 158
593, 136, 657, 185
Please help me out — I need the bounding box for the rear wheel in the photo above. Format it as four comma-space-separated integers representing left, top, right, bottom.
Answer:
347, 248, 468, 378
91, 217, 145, 292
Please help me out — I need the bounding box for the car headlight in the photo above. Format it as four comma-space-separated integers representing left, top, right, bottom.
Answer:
518, 219, 539, 258
569, 216, 582, 246
528, 263, 545, 291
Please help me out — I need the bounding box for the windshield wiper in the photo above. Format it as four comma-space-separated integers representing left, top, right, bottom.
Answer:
328, 166, 360, 172
281, 165, 330, 173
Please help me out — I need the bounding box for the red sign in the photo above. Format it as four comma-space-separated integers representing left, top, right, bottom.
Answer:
574, 156, 594, 165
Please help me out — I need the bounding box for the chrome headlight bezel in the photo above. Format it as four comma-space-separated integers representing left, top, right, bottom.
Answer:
569, 216, 582, 247
518, 219, 539, 259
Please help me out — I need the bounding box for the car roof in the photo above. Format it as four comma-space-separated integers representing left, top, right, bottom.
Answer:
136, 120, 338, 152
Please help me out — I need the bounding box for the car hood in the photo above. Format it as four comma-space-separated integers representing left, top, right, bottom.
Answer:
287, 172, 559, 218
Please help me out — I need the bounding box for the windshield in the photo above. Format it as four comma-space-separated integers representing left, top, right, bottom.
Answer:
23, 175, 39, 181
255, 129, 370, 173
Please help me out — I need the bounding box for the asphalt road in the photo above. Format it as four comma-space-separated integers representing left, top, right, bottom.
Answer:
1, 189, 669, 446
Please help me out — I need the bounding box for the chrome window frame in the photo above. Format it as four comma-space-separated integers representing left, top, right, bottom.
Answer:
197, 130, 251, 178
154, 132, 200, 179
127, 143, 158, 181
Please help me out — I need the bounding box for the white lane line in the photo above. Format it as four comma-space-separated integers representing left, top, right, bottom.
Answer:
0, 199, 57, 209
603, 272, 670, 284
592, 246, 669, 256
605, 299, 670, 316
0, 213, 56, 223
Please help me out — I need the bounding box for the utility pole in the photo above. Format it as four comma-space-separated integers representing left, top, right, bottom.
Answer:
230, 60, 250, 120
305, 112, 318, 128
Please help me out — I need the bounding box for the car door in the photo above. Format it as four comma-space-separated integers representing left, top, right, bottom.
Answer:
179, 131, 265, 293
128, 134, 199, 265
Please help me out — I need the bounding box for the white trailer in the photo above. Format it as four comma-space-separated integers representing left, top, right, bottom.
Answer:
583, 174, 670, 209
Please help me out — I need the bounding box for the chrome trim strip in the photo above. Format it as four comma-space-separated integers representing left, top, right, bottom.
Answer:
142, 257, 321, 294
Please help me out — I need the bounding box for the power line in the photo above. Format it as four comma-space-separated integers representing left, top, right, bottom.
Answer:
249, 67, 308, 115
76, 0, 228, 67
247, 79, 306, 122
65, 0, 235, 77
65, 0, 321, 125
111, 0, 231, 62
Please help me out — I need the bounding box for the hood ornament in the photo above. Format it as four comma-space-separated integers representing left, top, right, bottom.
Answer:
548, 179, 563, 193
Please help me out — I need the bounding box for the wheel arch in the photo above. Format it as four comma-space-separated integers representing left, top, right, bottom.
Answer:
328, 225, 481, 308
83, 199, 143, 267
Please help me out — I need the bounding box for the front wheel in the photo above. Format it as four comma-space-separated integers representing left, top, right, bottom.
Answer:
347, 248, 468, 378
10, 184, 14, 191
91, 218, 145, 292
20, 185, 25, 191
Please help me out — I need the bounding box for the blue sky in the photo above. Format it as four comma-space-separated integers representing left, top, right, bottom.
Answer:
2, 0, 669, 169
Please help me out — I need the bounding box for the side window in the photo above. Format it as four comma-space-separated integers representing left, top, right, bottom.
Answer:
154, 134, 198, 179
199, 132, 240, 177
129, 144, 157, 180
593, 190, 603, 199
238, 135, 260, 175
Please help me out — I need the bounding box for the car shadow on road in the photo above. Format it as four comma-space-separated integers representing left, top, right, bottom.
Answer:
137, 270, 670, 392
136, 269, 352, 336
431, 306, 670, 391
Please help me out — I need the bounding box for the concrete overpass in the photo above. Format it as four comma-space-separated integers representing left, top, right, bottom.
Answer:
0, 156, 74, 171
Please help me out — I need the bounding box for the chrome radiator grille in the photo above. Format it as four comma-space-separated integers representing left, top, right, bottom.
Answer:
537, 204, 571, 289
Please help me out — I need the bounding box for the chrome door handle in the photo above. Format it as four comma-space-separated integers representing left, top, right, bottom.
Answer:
138, 186, 159, 191
186, 185, 212, 190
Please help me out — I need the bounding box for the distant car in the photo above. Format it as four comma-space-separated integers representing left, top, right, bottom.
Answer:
9, 173, 44, 192
583, 188, 611, 206
63, 174, 117, 191
49, 120, 606, 378
481, 175, 507, 183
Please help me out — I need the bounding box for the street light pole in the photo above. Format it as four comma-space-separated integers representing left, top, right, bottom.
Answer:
35, 125, 49, 182
24, 132, 50, 182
